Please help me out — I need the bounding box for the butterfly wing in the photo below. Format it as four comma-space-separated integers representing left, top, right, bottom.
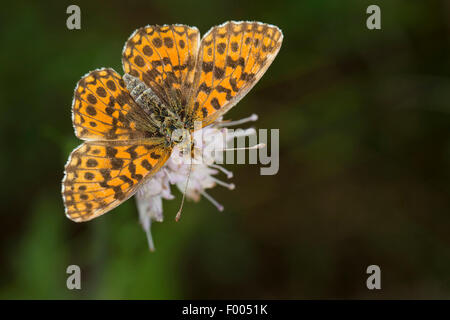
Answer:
122, 24, 200, 108
62, 140, 171, 222
72, 68, 158, 141
65, 68, 169, 221
189, 21, 283, 128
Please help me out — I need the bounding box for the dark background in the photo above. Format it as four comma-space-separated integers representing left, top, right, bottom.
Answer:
0, 0, 449, 299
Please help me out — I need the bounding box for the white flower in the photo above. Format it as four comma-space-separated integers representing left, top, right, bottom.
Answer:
135, 169, 173, 251
135, 114, 260, 251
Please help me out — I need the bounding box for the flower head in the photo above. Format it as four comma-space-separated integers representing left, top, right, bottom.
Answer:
135, 114, 260, 251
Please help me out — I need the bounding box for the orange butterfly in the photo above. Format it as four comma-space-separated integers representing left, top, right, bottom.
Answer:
62, 21, 283, 222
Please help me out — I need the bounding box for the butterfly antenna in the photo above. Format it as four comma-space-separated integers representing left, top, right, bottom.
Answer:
175, 138, 194, 222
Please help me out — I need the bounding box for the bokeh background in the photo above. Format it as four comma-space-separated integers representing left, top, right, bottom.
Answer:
0, 0, 449, 299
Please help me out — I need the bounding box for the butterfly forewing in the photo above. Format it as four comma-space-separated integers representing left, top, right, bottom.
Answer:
72, 68, 155, 141
62, 141, 171, 222
122, 24, 200, 107
190, 21, 283, 128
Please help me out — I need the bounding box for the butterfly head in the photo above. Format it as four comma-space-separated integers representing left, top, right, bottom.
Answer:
168, 125, 190, 146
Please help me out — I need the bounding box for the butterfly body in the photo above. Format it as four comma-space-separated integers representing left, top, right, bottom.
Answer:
123, 74, 187, 147
62, 21, 283, 222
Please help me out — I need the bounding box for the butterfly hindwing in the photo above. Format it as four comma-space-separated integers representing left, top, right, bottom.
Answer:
190, 21, 283, 127
122, 24, 200, 107
62, 140, 170, 222
72, 68, 154, 141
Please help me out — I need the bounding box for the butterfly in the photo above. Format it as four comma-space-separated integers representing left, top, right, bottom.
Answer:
62, 21, 283, 222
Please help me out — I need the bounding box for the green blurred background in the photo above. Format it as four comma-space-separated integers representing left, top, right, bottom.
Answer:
0, 0, 449, 299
